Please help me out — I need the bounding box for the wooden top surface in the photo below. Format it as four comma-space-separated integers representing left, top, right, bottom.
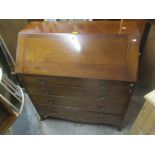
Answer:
19, 21, 139, 35
16, 21, 140, 81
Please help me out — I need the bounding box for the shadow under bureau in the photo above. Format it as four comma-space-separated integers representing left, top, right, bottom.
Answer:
15, 21, 140, 129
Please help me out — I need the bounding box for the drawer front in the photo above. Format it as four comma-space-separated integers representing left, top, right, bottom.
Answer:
34, 104, 123, 127
22, 75, 132, 91
24, 83, 131, 99
31, 94, 128, 114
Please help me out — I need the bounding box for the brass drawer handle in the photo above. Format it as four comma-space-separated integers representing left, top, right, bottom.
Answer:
43, 90, 50, 95
47, 100, 55, 105
51, 111, 57, 115
100, 97, 105, 100
38, 80, 46, 85
97, 116, 103, 120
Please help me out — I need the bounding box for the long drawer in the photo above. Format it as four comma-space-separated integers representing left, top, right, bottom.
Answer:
31, 94, 128, 114
25, 83, 131, 99
34, 104, 123, 127
22, 74, 133, 90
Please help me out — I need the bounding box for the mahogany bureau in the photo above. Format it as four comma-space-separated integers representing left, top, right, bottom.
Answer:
15, 21, 140, 129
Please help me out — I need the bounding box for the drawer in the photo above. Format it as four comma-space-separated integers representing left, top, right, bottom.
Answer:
26, 84, 131, 98
22, 74, 133, 91
31, 94, 128, 114
34, 104, 123, 127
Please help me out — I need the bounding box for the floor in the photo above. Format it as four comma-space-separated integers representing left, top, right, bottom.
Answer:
10, 83, 151, 135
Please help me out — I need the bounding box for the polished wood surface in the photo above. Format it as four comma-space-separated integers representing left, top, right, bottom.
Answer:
20, 74, 133, 127
35, 104, 123, 127
22, 74, 131, 89
19, 21, 139, 34
24, 80, 130, 98
31, 94, 128, 115
16, 21, 140, 128
16, 21, 140, 81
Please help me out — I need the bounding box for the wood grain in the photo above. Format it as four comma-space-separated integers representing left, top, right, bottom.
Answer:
35, 104, 123, 127
15, 21, 139, 128
31, 94, 128, 115
16, 21, 140, 81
